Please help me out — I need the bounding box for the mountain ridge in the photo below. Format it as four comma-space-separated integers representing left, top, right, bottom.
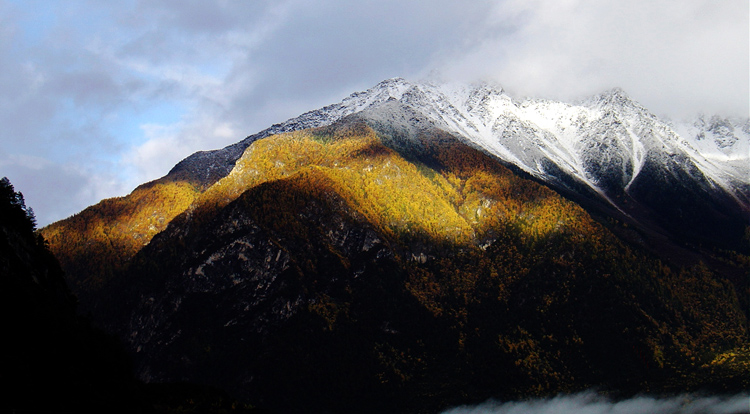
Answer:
135, 77, 750, 230
168, 77, 749, 240
41, 77, 749, 308
37, 77, 750, 413
91, 121, 749, 413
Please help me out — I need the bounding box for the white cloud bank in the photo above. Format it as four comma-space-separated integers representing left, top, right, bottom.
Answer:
438, 0, 749, 119
442, 392, 750, 414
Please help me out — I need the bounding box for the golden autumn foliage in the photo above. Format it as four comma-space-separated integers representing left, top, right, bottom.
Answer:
43, 119, 607, 300
187, 122, 600, 254
192, 125, 471, 246
42, 120, 748, 400
163, 123, 744, 388
41, 180, 200, 290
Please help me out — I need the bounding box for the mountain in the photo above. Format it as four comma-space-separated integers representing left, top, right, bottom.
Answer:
45, 79, 749, 295
39, 79, 750, 413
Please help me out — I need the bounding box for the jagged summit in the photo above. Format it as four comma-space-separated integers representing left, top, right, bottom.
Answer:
586, 87, 632, 105
164, 77, 748, 204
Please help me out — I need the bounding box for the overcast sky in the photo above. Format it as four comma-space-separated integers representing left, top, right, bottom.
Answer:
1, 0, 748, 226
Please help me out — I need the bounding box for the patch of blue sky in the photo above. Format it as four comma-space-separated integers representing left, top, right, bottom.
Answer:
6, 0, 60, 46
40, 95, 186, 163
8, 0, 133, 50
195, 60, 231, 81
115, 100, 187, 147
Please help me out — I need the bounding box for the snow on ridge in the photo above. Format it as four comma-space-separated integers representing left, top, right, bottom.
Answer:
428, 80, 746, 195
673, 116, 750, 160
669, 115, 750, 189
234, 77, 748, 205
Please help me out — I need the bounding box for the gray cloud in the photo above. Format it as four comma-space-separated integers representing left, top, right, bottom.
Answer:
438, 0, 749, 119
0, 155, 131, 226
218, 0, 494, 122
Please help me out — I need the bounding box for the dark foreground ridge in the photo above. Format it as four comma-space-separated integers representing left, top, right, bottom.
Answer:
0, 177, 269, 413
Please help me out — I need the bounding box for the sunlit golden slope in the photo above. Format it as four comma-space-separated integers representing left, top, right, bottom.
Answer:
116, 121, 747, 406
184, 122, 596, 252
41, 119, 596, 299
41, 180, 200, 291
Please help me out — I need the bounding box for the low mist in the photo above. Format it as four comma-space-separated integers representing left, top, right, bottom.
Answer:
441, 391, 749, 414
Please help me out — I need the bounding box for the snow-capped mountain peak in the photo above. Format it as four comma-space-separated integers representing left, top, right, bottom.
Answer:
171, 77, 748, 234
346, 79, 748, 211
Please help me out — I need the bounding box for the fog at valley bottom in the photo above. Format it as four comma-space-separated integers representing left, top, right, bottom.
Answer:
441, 391, 749, 414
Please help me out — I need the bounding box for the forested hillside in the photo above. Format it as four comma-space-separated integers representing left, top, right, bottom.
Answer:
63, 121, 750, 413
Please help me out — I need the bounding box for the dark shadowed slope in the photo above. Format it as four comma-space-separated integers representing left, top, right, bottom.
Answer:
89, 122, 749, 413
